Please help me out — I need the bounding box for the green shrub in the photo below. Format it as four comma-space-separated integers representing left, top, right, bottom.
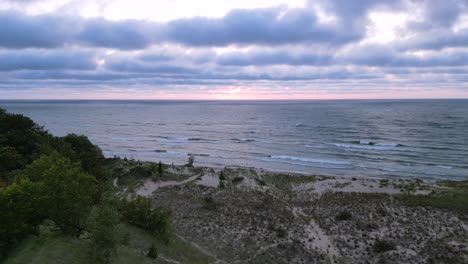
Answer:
147, 243, 158, 259
335, 211, 352, 221
202, 196, 217, 210
373, 239, 395, 253
120, 196, 171, 243
232, 176, 244, 184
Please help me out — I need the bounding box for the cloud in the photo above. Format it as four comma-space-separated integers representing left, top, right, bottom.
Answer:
0, 5, 363, 49
0, 11, 76, 48
166, 6, 360, 46
0, 1, 468, 98
0, 49, 97, 71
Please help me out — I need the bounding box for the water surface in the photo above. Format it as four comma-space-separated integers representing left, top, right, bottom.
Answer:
2, 99, 467, 181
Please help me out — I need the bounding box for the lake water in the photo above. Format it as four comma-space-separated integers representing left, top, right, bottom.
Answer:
2, 99, 467, 181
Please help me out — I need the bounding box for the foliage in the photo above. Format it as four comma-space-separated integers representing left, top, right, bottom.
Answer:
129, 166, 153, 179
186, 156, 195, 167
335, 211, 352, 221
0, 109, 48, 164
202, 196, 217, 210
63, 134, 105, 180
147, 244, 158, 259
30, 152, 97, 235
89, 193, 124, 264
157, 161, 163, 176
231, 176, 244, 184
120, 196, 171, 243
0, 178, 46, 259
399, 181, 468, 214
373, 239, 395, 253
219, 171, 225, 181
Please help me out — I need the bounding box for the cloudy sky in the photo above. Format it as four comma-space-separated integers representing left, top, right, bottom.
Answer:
1, 0, 468, 99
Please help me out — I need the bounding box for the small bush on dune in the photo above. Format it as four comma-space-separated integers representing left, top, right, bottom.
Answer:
120, 196, 171, 243
335, 211, 352, 221
373, 239, 396, 253
147, 243, 158, 259
231, 176, 244, 185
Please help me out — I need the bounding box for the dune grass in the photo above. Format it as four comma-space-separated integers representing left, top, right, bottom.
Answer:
399, 180, 468, 215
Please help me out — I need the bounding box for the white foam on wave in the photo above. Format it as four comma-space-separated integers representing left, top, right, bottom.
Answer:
111, 137, 146, 142
435, 165, 453, 169
232, 138, 255, 143
334, 143, 403, 151
269, 155, 351, 165
304, 144, 324, 149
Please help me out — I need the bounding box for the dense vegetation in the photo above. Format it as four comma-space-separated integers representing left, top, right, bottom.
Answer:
0, 108, 171, 263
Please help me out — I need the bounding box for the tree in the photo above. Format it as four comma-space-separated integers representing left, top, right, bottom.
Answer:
0, 146, 23, 184
147, 244, 158, 259
121, 196, 171, 243
158, 161, 163, 177
186, 156, 194, 167
0, 109, 50, 165
21, 152, 97, 235
63, 134, 105, 180
0, 178, 46, 259
89, 193, 123, 264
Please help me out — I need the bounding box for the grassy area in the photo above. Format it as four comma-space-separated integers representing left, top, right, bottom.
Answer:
4, 223, 214, 264
261, 173, 320, 190
399, 180, 468, 215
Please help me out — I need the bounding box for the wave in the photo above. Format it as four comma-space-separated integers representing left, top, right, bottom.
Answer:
268, 155, 351, 165
334, 142, 408, 151
158, 136, 208, 143
304, 144, 324, 149
231, 138, 255, 143
111, 137, 147, 142
435, 165, 453, 170
349, 140, 402, 147
258, 157, 349, 169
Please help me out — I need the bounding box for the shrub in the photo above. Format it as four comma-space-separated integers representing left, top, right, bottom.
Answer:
202, 196, 217, 210
147, 244, 158, 259
335, 211, 352, 221
232, 176, 244, 185
186, 156, 194, 167
89, 193, 123, 264
373, 239, 396, 253
157, 161, 163, 176
120, 196, 171, 243
219, 171, 225, 181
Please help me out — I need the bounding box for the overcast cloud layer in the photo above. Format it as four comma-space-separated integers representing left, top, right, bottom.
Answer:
1, 0, 468, 99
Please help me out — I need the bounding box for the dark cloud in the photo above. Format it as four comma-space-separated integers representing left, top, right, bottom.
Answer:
78, 18, 160, 49
0, 6, 362, 49
216, 48, 332, 66
0, 11, 76, 48
166, 7, 359, 46
0, 49, 96, 71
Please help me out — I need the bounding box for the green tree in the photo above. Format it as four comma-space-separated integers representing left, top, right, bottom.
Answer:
121, 196, 171, 243
158, 161, 163, 176
186, 156, 194, 167
0, 146, 24, 184
63, 134, 105, 180
0, 109, 50, 163
89, 193, 123, 264
21, 152, 97, 235
0, 178, 46, 259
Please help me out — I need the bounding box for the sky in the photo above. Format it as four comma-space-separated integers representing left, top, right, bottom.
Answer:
1, 0, 468, 100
